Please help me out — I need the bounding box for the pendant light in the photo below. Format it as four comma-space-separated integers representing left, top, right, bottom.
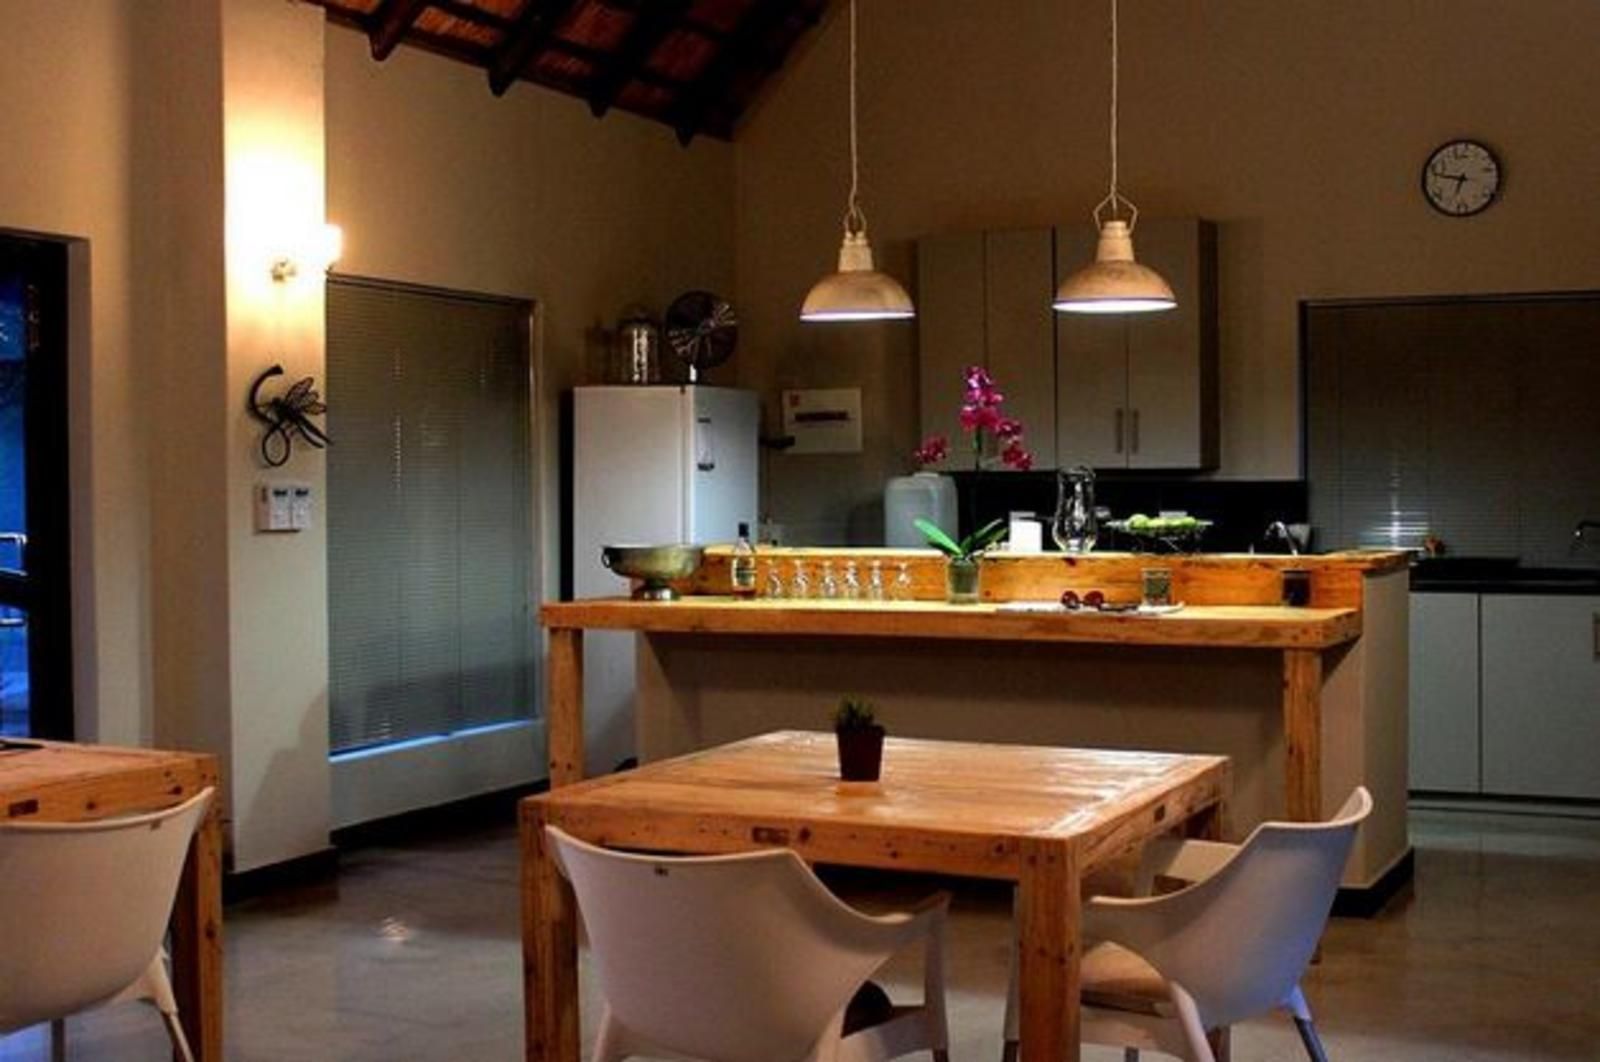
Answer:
1053, 0, 1175, 315
800, 0, 914, 323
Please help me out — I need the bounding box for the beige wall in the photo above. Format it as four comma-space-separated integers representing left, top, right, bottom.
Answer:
0, 1, 151, 743
2, 1, 736, 867
735, 0, 1600, 540
323, 24, 736, 605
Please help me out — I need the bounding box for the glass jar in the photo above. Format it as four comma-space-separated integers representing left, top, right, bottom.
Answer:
946, 557, 981, 604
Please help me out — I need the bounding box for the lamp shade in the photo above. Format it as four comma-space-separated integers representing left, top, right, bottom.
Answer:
801, 232, 915, 322
1053, 220, 1175, 314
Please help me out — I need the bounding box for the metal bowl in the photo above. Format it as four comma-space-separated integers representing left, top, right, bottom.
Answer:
600, 544, 705, 600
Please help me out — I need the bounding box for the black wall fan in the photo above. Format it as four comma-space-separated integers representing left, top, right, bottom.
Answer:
664, 291, 737, 382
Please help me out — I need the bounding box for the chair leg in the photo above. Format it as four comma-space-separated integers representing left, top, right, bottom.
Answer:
1125, 1049, 1140, 1062
1000, 1041, 1017, 1062
1294, 1017, 1331, 1062
160, 1010, 197, 1062
50, 1019, 65, 1062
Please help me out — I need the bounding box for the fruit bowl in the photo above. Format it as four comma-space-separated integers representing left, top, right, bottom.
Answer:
600, 544, 706, 600
1104, 515, 1214, 554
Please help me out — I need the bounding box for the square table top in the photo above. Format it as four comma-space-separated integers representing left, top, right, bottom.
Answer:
529, 731, 1229, 880
1, 739, 216, 821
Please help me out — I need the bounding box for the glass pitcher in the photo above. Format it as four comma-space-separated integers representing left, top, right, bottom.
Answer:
1052, 466, 1099, 554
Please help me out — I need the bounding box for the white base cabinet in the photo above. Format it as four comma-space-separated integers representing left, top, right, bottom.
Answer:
1409, 593, 1481, 793
1481, 595, 1600, 800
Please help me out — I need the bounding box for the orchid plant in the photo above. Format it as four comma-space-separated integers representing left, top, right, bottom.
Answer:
913, 365, 1034, 472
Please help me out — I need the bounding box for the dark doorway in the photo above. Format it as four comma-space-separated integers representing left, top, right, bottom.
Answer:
0, 234, 72, 739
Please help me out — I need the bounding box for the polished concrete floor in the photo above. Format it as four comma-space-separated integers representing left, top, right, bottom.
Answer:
5, 807, 1598, 1061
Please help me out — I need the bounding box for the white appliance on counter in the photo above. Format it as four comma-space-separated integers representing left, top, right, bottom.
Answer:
571, 385, 759, 775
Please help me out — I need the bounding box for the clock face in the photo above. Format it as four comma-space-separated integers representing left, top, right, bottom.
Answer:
1423, 140, 1502, 217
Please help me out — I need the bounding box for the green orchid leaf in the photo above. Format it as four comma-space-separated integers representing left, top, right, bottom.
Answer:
959, 518, 1008, 557
914, 517, 963, 558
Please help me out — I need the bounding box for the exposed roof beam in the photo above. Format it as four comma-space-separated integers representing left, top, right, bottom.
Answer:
672, 1, 812, 144
489, 0, 582, 97
430, 0, 513, 29
585, 0, 691, 118
368, 0, 432, 61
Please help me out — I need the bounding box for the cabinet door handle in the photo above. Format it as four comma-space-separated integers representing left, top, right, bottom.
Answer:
1114, 408, 1125, 454
1131, 409, 1141, 454
1593, 612, 1599, 661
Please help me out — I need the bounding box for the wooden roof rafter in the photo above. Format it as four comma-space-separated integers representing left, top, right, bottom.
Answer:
490, 0, 583, 96
586, 0, 693, 117
301, 0, 828, 142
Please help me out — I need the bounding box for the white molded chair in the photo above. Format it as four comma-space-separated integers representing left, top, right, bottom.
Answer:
546, 826, 951, 1062
1002, 788, 1372, 1062
0, 787, 214, 1062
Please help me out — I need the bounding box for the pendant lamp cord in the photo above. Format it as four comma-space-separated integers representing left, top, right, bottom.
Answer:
1094, 0, 1137, 231
844, 0, 866, 237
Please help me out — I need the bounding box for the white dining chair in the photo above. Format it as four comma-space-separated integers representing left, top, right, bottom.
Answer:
546, 826, 951, 1062
0, 787, 214, 1062
1001, 787, 1372, 1062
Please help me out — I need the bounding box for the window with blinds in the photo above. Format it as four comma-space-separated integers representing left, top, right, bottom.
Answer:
326, 278, 535, 754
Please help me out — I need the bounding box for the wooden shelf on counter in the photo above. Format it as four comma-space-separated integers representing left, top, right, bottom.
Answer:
539, 597, 1361, 651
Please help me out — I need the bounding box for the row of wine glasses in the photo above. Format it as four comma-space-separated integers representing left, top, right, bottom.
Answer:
763, 558, 914, 601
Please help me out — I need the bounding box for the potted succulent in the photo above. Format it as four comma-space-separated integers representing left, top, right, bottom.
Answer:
833, 697, 886, 782
914, 516, 1008, 604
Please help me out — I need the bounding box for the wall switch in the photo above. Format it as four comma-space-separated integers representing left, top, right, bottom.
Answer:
290, 485, 314, 530
256, 482, 312, 533
781, 388, 863, 454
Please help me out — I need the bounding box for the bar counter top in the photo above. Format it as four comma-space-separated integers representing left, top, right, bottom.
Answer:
539, 597, 1362, 650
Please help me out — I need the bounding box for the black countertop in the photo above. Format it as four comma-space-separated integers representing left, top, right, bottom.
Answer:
1409, 558, 1600, 595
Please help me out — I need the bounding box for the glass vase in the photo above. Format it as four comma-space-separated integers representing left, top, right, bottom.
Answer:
946, 557, 981, 604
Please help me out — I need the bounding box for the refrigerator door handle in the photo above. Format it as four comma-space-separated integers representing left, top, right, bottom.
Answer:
695, 416, 716, 471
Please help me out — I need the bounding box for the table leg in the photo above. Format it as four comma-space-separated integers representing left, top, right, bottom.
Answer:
523, 801, 579, 1062
1283, 649, 1323, 823
1016, 836, 1082, 1062
548, 627, 585, 788
170, 794, 224, 1062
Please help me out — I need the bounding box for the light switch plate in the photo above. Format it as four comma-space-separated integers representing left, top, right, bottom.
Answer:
781, 388, 863, 454
255, 482, 312, 533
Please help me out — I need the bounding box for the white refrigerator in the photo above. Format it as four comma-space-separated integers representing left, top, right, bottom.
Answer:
571, 385, 760, 774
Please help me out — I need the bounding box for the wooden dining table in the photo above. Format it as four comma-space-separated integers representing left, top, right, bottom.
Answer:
0, 739, 223, 1061
521, 730, 1229, 1062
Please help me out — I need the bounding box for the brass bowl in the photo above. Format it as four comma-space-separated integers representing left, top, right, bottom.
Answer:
600, 544, 706, 600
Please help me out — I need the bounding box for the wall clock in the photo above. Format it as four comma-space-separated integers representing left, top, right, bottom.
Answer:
1422, 139, 1502, 217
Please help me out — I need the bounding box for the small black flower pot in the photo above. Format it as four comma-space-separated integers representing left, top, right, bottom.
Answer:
835, 725, 886, 782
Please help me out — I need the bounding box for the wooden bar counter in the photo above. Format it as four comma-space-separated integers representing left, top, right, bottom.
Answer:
540, 549, 1411, 900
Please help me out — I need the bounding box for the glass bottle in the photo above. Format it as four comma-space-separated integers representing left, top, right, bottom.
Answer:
867, 560, 886, 601
731, 522, 757, 597
892, 561, 914, 601
819, 560, 840, 600
790, 559, 811, 600
1052, 465, 1099, 555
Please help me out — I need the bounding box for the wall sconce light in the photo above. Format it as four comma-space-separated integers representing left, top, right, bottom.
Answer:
270, 223, 343, 282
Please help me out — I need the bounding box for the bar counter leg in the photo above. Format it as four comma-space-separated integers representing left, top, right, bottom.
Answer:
547, 627, 585, 788
171, 791, 224, 1061
1016, 837, 1082, 1062
523, 802, 579, 1062
1283, 649, 1324, 823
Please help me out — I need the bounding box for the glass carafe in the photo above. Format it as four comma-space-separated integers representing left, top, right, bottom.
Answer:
1052, 466, 1099, 554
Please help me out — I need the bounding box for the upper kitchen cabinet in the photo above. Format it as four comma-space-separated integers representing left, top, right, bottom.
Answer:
1054, 218, 1218, 470
917, 228, 1057, 469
